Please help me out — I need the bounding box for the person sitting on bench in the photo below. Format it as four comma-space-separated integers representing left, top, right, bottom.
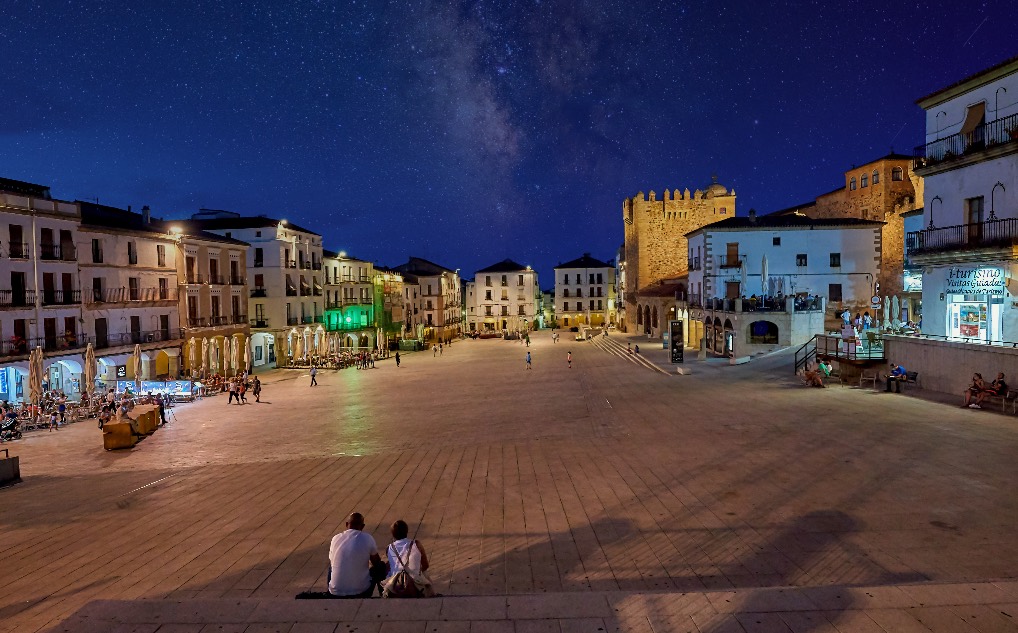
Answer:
885, 363, 907, 393
972, 372, 1008, 409
962, 373, 986, 408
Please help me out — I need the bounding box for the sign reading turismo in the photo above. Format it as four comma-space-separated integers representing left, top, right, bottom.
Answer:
945, 267, 1005, 295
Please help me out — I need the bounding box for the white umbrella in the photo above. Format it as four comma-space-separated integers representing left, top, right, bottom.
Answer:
223, 336, 232, 376
84, 342, 96, 398
133, 343, 143, 392
211, 340, 219, 375
230, 336, 240, 375
243, 335, 251, 372
761, 254, 769, 298
892, 295, 901, 327
189, 338, 197, 375
28, 347, 43, 406
201, 338, 209, 376
294, 334, 304, 363
740, 263, 748, 296
883, 295, 891, 329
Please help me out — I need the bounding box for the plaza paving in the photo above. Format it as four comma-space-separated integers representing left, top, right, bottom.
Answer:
3, 331, 1018, 632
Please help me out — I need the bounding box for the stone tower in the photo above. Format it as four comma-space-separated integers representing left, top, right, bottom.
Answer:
622, 177, 736, 331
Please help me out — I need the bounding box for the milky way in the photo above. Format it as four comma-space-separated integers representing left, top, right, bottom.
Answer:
1, 0, 1014, 283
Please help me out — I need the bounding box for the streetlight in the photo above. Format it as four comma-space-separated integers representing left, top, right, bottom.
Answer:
928, 195, 942, 230
991, 182, 1006, 221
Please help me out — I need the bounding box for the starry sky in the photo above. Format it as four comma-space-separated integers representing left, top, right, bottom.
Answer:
1, 1, 1015, 284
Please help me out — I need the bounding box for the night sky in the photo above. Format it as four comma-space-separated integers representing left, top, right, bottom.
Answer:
2, 1, 1015, 283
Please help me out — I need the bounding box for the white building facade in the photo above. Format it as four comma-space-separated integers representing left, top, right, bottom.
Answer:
553, 254, 616, 328
465, 259, 539, 334
394, 257, 461, 343
909, 56, 1018, 342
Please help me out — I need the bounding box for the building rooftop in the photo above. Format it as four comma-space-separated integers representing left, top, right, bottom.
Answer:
185, 210, 320, 237
79, 202, 250, 246
0, 176, 51, 199
916, 54, 1018, 108
686, 215, 883, 237
554, 253, 613, 270
393, 256, 456, 276
476, 258, 530, 274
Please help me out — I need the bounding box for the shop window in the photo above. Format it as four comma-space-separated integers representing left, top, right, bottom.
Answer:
796, 254, 807, 267
828, 284, 843, 302
892, 167, 903, 181
830, 253, 841, 267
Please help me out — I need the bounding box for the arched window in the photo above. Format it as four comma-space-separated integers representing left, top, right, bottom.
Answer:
892, 167, 903, 181
861, 174, 868, 188
749, 320, 779, 344
849, 177, 857, 191
652, 306, 658, 328
636, 305, 643, 325
872, 170, 880, 184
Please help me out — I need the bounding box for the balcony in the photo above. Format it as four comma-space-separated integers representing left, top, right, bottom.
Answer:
0, 289, 36, 308
914, 112, 1018, 171
312, 262, 322, 270
94, 329, 183, 350
689, 257, 702, 271
87, 287, 178, 304
285, 286, 298, 297
251, 318, 270, 328
325, 301, 342, 309
208, 275, 225, 285
186, 316, 208, 328
41, 289, 81, 306
718, 254, 744, 268
287, 317, 299, 326
230, 276, 246, 285
313, 315, 325, 323
907, 218, 1018, 257
312, 285, 323, 296
40, 243, 76, 261
286, 260, 298, 268
301, 261, 312, 270
8, 241, 28, 259
233, 313, 248, 325
210, 316, 229, 326
251, 287, 268, 298
253, 259, 264, 268
300, 285, 311, 296
301, 315, 314, 324
185, 273, 204, 284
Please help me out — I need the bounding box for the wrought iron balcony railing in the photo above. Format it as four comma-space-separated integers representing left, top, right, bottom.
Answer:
0, 289, 36, 308
41, 289, 81, 305
718, 254, 744, 268
914, 112, 1018, 170
907, 218, 1018, 255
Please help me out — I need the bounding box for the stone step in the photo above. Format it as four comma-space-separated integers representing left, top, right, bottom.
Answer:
44, 581, 1018, 633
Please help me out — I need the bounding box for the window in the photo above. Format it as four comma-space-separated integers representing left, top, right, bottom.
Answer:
589, 300, 594, 310
518, 274, 524, 286
892, 167, 903, 181
772, 237, 781, 246
501, 289, 508, 300
501, 275, 507, 286
597, 273, 603, 284
255, 230, 262, 237
576, 288, 582, 297
157, 244, 166, 267
518, 305, 525, 315
719, 207, 727, 214
485, 290, 492, 301
254, 247, 263, 267
127, 241, 137, 265
849, 177, 857, 191
796, 254, 807, 267
830, 253, 841, 267
485, 276, 491, 287
872, 170, 879, 184
563, 289, 569, 297
91, 238, 103, 263
225, 232, 232, 239
563, 302, 569, 311
828, 284, 843, 302
589, 274, 595, 284
158, 277, 169, 299
861, 174, 868, 188
597, 300, 603, 310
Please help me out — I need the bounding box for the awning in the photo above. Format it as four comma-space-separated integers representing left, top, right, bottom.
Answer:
960, 102, 986, 134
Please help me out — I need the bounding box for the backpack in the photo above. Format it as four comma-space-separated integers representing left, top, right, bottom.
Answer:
381, 541, 431, 598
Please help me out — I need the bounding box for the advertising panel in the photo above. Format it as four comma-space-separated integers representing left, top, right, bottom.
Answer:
669, 320, 684, 364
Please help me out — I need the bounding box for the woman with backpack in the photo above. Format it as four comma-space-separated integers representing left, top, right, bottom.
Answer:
381, 520, 433, 598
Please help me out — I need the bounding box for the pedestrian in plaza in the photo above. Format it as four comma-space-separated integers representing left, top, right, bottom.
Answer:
238, 379, 248, 404
885, 362, 907, 393
433, 344, 438, 357
395, 352, 401, 368
327, 512, 383, 598
227, 379, 237, 404
627, 343, 632, 354
156, 393, 167, 425
252, 377, 262, 402
310, 366, 318, 387
526, 351, 532, 370
439, 343, 443, 356
567, 351, 572, 369
863, 312, 872, 330
48, 408, 59, 431
634, 344, 640, 355
57, 393, 67, 423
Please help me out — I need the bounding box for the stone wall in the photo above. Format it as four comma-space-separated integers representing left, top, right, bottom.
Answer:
883, 335, 1018, 395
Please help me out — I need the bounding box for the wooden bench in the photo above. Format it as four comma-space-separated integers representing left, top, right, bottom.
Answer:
974, 389, 1018, 414
859, 370, 879, 389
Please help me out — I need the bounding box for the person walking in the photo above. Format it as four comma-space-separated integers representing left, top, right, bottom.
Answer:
526, 351, 532, 370
239, 379, 248, 404
395, 351, 401, 368
433, 344, 438, 357
310, 366, 318, 387
567, 351, 572, 369
252, 376, 262, 402
439, 343, 443, 356
227, 379, 238, 404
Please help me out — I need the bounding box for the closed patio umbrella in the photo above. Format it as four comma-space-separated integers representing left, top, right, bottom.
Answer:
761, 254, 769, 299
84, 343, 96, 398
189, 338, 197, 375
740, 262, 748, 296
133, 344, 143, 392
294, 333, 304, 363
243, 335, 251, 373
230, 336, 240, 375
223, 336, 232, 376
28, 347, 43, 407
883, 295, 891, 330
892, 295, 901, 327
200, 338, 209, 376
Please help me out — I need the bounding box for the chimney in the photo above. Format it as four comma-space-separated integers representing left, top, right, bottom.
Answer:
142, 205, 151, 225
749, 208, 757, 223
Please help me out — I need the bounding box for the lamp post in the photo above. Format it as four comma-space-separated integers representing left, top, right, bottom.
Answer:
991, 182, 1006, 221
929, 195, 942, 230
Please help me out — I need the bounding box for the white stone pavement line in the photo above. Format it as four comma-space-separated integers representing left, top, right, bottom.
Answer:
591, 336, 671, 376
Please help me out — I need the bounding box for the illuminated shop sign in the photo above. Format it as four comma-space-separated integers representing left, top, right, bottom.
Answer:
945, 266, 1005, 295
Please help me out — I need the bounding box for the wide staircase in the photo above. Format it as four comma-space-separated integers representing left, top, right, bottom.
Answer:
587, 331, 672, 375
44, 581, 1018, 632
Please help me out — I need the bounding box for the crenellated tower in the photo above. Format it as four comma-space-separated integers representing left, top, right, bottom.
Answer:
622, 177, 736, 330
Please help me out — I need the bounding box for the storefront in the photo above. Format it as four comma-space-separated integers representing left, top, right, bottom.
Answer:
903, 268, 923, 325
942, 266, 1005, 342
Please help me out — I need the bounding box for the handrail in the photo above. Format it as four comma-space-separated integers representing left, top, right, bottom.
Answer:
793, 334, 818, 375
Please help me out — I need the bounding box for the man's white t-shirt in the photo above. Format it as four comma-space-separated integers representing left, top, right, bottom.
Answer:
328, 529, 377, 596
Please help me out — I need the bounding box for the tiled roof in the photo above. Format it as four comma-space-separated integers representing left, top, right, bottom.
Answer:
554, 253, 612, 269
476, 258, 529, 274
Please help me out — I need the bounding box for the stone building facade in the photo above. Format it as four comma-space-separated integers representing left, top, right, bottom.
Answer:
622, 177, 736, 332
771, 154, 924, 299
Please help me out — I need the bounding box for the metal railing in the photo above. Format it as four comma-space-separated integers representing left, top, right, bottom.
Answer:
39, 243, 77, 260
914, 112, 1018, 170
185, 273, 204, 284
0, 289, 36, 308
689, 257, 701, 271
287, 317, 299, 325
8, 241, 28, 259
94, 329, 183, 349
210, 315, 229, 326
233, 313, 248, 325
718, 254, 744, 268
41, 289, 81, 305
208, 275, 225, 285
251, 287, 267, 297
251, 318, 269, 328
229, 276, 245, 285
907, 218, 1018, 255
253, 259, 264, 268
285, 287, 298, 297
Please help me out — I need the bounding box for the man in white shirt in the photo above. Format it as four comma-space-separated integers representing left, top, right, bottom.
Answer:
328, 512, 381, 598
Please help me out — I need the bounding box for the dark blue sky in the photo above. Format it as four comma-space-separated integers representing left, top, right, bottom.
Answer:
1, 1, 1015, 282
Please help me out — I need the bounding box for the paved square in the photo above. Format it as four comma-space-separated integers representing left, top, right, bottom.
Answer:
3, 332, 1018, 632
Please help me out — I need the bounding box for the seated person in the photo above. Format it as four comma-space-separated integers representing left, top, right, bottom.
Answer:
973, 372, 1008, 408
328, 512, 383, 598
802, 363, 825, 388
817, 360, 832, 378
885, 363, 907, 393
963, 373, 986, 407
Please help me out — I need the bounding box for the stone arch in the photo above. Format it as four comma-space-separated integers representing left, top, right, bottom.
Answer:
643, 305, 651, 330
749, 320, 779, 345
652, 306, 658, 329
636, 304, 643, 326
